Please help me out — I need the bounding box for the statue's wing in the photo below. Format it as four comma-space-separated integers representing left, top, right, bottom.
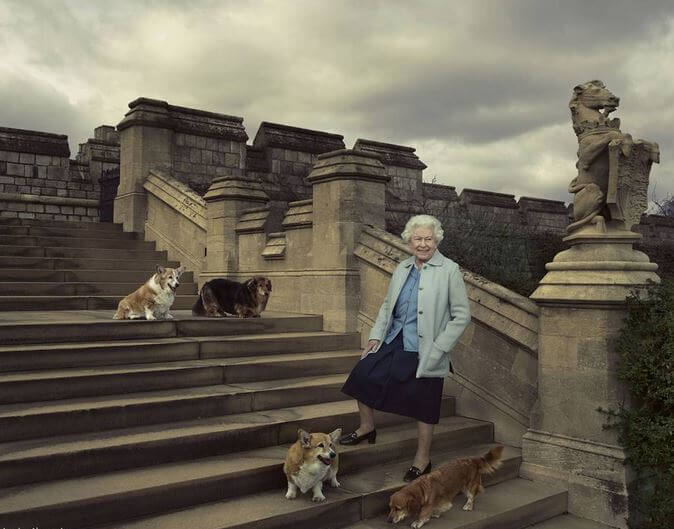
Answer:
607, 140, 660, 231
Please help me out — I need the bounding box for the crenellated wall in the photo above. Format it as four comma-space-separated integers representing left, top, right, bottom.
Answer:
0, 126, 101, 222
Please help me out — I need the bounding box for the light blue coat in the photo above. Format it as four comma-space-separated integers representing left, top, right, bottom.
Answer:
368, 250, 471, 378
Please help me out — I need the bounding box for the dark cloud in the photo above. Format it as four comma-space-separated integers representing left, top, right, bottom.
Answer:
0, 0, 672, 201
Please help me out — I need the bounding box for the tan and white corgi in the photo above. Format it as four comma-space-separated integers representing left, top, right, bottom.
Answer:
283, 428, 342, 502
113, 265, 184, 320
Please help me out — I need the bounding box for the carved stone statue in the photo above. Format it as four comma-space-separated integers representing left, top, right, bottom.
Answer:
567, 80, 659, 233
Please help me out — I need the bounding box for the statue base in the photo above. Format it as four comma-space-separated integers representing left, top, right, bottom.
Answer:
527, 223, 659, 527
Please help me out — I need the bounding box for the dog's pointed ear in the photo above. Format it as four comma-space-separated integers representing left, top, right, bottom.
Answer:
298, 428, 311, 448
329, 428, 342, 443
156, 265, 165, 274
176, 265, 185, 276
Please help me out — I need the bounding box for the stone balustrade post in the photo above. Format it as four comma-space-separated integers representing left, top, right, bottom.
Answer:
203, 176, 268, 277
307, 149, 389, 332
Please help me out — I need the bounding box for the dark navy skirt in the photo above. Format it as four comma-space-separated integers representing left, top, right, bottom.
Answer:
341, 333, 443, 424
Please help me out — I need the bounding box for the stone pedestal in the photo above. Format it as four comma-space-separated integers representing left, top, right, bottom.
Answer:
307, 149, 389, 332
114, 99, 173, 232
523, 222, 659, 528
203, 176, 268, 276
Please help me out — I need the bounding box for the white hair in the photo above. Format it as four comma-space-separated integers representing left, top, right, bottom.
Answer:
401, 214, 444, 243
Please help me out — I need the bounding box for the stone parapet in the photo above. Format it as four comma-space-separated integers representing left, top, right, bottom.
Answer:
253, 122, 344, 154
117, 98, 248, 142
0, 126, 70, 158
236, 206, 271, 234
0, 192, 99, 222
460, 188, 519, 209
353, 138, 427, 170
143, 169, 206, 277
281, 199, 313, 230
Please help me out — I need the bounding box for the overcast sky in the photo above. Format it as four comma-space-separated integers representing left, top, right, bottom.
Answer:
1, 0, 673, 205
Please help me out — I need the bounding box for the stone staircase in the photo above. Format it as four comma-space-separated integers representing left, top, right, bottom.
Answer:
0, 218, 197, 311
0, 218, 576, 529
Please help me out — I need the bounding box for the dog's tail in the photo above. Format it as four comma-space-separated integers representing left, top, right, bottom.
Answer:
192, 294, 205, 316
477, 445, 504, 475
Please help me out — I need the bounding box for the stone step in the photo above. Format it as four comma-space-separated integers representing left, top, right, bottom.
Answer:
0, 426, 507, 529
0, 234, 156, 250
0, 294, 197, 311
0, 218, 123, 231
0, 397, 457, 487
0, 225, 140, 239
0, 312, 325, 345
0, 245, 168, 260
0, 330, 360, 372
341, 479, 567, 529
0, 373, 351, 441
0, 350, 361, 405
0, 268, 195, 284
0, 255, 181, 270
89, 465, 564, 529
524, 515, 610, 529
0, 281, 198, 296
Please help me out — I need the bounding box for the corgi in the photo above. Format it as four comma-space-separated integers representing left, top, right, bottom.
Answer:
283, 428, 342, 502
388, 446, 504, 528
113, 265, 184, 320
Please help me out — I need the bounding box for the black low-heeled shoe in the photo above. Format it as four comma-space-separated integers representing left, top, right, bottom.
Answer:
403, 461, 432, 482
338, 429, 377, 445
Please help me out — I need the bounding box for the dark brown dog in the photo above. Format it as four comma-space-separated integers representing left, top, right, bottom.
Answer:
192, 277, 272, 318
388, 446, 503, 528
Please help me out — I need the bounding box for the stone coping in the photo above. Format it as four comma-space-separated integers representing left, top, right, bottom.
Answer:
0, 126, 70, 157
354, 138, 427, 169
144, 169, 206, 230
117, 97, 248, 142
253, 121, 345, 154
0, 192, 99, 208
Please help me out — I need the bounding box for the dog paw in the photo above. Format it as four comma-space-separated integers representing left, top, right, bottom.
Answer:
165, 313, 174, 319
462, 503, 473, 511
330, 478, 341, 488
312, 494, 326, 502
285, 491, 297, 500
411, 520, 427, 529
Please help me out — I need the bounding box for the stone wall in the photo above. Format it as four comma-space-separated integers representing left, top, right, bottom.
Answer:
143, 169, 206, 278
355, 225, 539, 447
0, 126, 100, 221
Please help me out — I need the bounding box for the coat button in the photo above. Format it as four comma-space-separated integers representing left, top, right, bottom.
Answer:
419, 310, 423, 315
419, 287, 424, 291
419, 334, 423, 338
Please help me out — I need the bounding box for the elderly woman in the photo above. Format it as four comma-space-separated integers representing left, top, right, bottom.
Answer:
339, 214, 471, 481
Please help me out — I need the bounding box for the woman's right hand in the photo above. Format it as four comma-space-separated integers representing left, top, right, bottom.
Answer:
361, 339, 380, 359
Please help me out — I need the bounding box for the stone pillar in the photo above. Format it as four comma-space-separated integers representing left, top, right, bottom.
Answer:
114, 98, 173, 232
307, 149, 389, 332
203, 176, 268, 277
522, 224, 660, 528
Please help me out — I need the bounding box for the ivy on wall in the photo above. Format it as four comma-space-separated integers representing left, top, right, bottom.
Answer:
601, 280, 674, 529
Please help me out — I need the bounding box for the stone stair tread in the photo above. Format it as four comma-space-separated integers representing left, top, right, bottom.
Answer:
0, 329, 351, 353
0, 422, 505, 516
0, 309, 314, 324
0, 374, 349, 418
94, 474, 563, 529
524, 515, 610, 528
0, 349, 360, 383
0, 399, 459, 463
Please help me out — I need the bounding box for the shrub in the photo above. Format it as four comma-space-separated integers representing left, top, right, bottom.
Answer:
601, 279, 674, 528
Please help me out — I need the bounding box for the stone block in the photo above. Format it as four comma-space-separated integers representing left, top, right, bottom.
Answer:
27, 203, 44, 213
189, 148, 201, 163
7, 202, 26, 212
31, 186, 41, 194
45, 204, 60, 214
47, 166, 65, 179
53, 214, 67, 220
175, 133, 185, 146
56, 189, 68, 197
67, 215, 80, 221
37, 166, 47, 178
201, 150, 213, 164
0, 161, 5, 174
19, 152, 35, 164
18, 185, 30, 193
225, 153, 240, 168
18, 212, 36, 219
87, 207, 98, 216
0, 175, 14, 184
61, 205, 74, 214
0, 210, 18, 218
5, 151, 19, 163
195, 136, 206, 149
4, 184, 17, 193
7, 163, 25, 176
74, 206, 87, 215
